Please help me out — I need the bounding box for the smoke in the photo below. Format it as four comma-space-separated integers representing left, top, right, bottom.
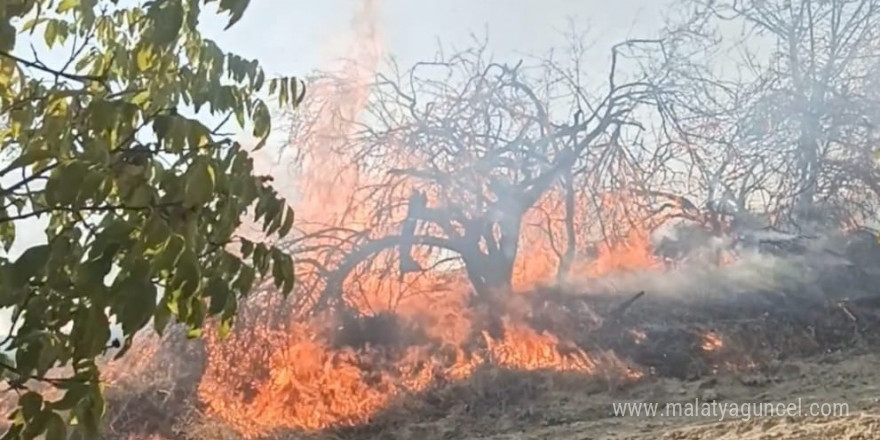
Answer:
563, 231, 855, 303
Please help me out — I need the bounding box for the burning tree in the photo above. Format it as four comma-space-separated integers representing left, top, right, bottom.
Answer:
283, 37, 679, 318
194, 33, 687, 436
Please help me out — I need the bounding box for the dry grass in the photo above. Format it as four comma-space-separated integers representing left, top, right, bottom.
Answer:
3, 244, 880, 440
91, 309, 880, 440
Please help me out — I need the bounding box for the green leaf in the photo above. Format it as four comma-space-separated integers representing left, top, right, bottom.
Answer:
289, 77, 302, 105
48, 384, 89, 412
188, 296, 206, 329
0, 21, 15, 52
18, 393, 42, 419
11, 244, 50, 282
0, 209, 14, 253
183, 158, 215, 208
206, 277, 230, 315
135, 46, 154, 71
218, 0, 251, 30
148, 0, 184, 46
57, 0, 79, 13
186, 326, 202, 339
152, 234, 185, 273
72, 390, 102, 439
153, 301, 172, 336
169, 248, 200, 300
232, 264, 255, 296
239, 239, 254, 258
278, 206, 295, 237
44, 412, 66, 440
46, 161, 91, 205
111, 262, 158, 336
217, 318, 232, 339
76, 170, 109, 205
44, 20, 58, 47
69, 306, 111, 360
292, 78, 306, 105
270, 247, 293, 295
35, 335, 63, 377
130, 89, 151, 106
10, 141, 53, 169
251, 100, 271, 142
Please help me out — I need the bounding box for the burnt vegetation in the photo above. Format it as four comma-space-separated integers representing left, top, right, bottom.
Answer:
33, 0, 880, 439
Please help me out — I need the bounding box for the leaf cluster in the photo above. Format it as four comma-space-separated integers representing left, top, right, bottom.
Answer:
0, 1, 302, 438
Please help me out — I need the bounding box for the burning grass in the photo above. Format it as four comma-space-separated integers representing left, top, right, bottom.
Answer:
49, 246, 880, 440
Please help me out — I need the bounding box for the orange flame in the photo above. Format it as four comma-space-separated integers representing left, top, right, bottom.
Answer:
702, 332, 724, 352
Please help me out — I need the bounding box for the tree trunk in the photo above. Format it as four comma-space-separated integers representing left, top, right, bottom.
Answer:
558, 170, 577, 282
457, 213, 522, 339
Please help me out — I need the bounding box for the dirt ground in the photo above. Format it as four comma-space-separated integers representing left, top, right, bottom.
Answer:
370, 349, 880, 440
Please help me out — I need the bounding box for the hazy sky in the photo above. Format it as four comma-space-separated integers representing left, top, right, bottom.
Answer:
211, 0, 672, 78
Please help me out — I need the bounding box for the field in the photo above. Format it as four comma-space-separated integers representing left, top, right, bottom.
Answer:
371, 350, 880, 440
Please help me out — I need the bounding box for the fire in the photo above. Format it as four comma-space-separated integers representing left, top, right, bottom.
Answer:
200, 323, 404, 434
483, 319, 595, 372
586, 225, 660, 277
191, 1, 690, 437
197, 300, 605, 436
702, 332, 724, 352
629, 329, 647, 344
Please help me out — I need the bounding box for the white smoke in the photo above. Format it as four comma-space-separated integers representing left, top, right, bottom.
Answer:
562, 232, 855, 302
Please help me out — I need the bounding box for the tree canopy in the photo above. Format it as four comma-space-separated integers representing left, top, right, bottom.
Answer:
0, 0, 301, 439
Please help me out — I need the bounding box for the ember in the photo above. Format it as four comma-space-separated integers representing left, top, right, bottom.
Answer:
701, 332, 724, 352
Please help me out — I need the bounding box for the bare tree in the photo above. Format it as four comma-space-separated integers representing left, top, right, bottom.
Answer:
658, 0, 880, 231
277, 37, 676, 324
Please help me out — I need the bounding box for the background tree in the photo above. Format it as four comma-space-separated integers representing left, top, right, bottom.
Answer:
0, 1, 301, 439
657, 0, 880, 231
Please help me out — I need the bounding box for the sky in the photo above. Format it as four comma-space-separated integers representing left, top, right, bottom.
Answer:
210, 0, 672, 79
0, 0, 675, 336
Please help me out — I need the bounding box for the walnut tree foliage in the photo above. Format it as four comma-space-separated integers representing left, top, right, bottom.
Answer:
0, 0, 302, 438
